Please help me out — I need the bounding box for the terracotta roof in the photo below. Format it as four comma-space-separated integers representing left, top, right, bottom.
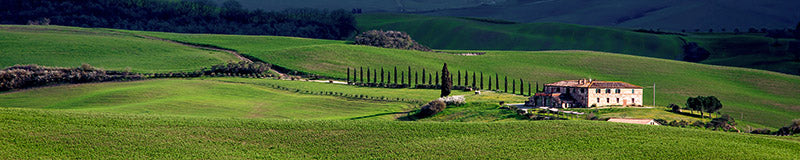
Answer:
607, 118, 659, 125
545, 79, 642, 89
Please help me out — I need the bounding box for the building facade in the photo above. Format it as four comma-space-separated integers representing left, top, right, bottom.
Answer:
526, 79, 643, 108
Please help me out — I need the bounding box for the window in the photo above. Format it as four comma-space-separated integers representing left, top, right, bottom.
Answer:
597, 98, 600, 103
605, 89, 611, 94
606, 98, 610, 103
616, 98, 619, 103
615, 89, 620, 93
596, 89, 601, 93
556, 88, 560, 92
632, 98, 635, 103
632, 89, 635, 93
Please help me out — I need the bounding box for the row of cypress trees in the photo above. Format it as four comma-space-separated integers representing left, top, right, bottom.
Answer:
345, 66, 542, 96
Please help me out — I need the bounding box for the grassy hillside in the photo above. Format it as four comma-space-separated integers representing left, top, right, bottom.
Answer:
0, 79, 414, 120
127, 30, 800, 128
0, 25, 240, 73
2, 108, 799, 159
357, 13, 800, 75
358, 13, 685, 59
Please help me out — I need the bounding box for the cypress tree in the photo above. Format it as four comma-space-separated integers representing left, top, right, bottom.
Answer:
407, 66, 411, 86
428, 73, 432, 85
488, 75, 492, 90
480, 72, 484, 89
512, 79, 516, 94
495, 73, 499, 90
394, 67, 398, 84
504, 76, 508, 93
422, 69, 426, 85
520, 79, 524, 95
401, 71, 405, 85
373, 69, 377, 83
472, 72, 476, 89
464, 71, 469, 87
360, 67, 363, 83
441, 63, 452, 97
536, 82, 539, 93
380, 68, 384, 84
435, 72, 439, 85
414, 71, 418, 86
366, 67, 370, 83
528, 83, 532, 96
457, 70, 461, 86
387, 71, 391, 85
347, 68, 350, 83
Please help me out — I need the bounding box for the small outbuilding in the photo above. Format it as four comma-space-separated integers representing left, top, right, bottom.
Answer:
607, 118, 661, 125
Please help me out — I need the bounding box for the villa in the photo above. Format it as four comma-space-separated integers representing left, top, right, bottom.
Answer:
526, 79, 643, 108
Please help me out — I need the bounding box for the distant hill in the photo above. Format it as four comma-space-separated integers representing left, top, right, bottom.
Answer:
223, 0, 800, 31
357, 13, 800, 75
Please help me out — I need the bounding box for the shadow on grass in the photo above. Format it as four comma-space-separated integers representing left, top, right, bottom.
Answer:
349, 112, 409, 120
671, 110, 712, 119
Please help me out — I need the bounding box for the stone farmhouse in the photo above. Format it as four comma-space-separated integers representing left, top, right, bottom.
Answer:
525, 79, 643, 108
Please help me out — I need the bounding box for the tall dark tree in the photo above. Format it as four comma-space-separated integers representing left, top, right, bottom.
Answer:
366, 67, 370, 83
347, 68, 350, 83
495, 73, 500, 90
472, 72, 476, 89
488, 75, 492, 90
520, 79, 524, 95
394, 67, 398, 84
380, 68, 384, 84
407, 66, 411, 86
504, 76, 508, 93
464, 71, 470, 87
441, 63, 452, 97
528, 83, 532, 96
428, 73, 432, 85
414, 71, 418, 86
360, 67, 363, 83
512, 79, 516, 94
480, 72, 484, 89
401, 71, 405, 85
422, 69, 426, 85
457, 70, 462, 86
435, 72, 439, 85
536, 82, 539, 92
373, 69, 377, 83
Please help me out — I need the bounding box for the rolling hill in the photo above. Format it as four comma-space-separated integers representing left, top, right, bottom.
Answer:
2, 108, 799, 159
121, 28, 800, 128
356, 13, 800, 75
0, 25, 241, 73
220, 0, 800, 31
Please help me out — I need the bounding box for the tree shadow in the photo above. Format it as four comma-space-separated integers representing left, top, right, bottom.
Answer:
349, 112, 409, 120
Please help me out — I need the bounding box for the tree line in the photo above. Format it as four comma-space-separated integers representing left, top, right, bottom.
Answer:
346, 65, 542, 96
1, 0, 356, 40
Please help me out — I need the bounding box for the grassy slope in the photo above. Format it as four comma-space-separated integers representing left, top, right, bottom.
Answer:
2, 108, 799, 159
129, 31, 800, 128
0, 78, 413, 120
356, 13, 800, 75
0, 25, 240, 73
357, 13, 685, 59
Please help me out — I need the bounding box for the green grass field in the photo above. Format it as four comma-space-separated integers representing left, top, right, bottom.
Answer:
0, 25, 240, 73
125, 29, 800, 128
2, 108, 798, 159
356, 13, 800, 75
0, 78, 413, 120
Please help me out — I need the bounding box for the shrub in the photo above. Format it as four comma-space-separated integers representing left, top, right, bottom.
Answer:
750, 128, 772, 135
0, 64, 143, 91
415, 100, 447, 118
354, 30, 432, 52
437, 96, 466, 106
775, 119, 800, 136
669, 104, 681, 113
654, 119, 668, 125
